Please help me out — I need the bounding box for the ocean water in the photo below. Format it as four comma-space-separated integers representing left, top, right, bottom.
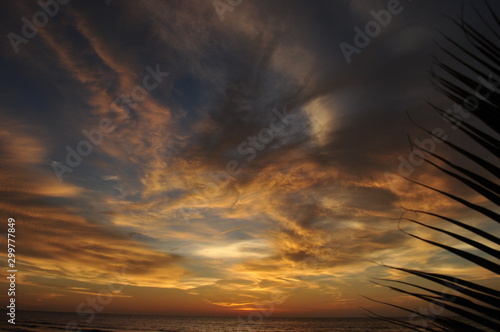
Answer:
1, 311, 417, 332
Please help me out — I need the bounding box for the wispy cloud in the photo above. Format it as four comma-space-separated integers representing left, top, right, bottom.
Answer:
0, 0, 497, 316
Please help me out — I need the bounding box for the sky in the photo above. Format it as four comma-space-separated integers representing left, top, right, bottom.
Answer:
0, 0, 498, 320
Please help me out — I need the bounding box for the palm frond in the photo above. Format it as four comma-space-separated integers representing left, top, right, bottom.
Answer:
368, 1, 500, 330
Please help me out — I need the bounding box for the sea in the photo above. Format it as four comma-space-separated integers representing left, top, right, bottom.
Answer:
0, 311, 425, 332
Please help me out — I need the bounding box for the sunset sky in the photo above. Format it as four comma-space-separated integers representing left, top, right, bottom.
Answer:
0, 0, 498, 319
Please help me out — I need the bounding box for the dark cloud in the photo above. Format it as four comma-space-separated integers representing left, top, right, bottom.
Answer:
1, 0, 497, 314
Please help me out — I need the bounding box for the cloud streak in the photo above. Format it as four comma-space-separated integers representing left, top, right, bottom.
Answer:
0, 0, 497, 317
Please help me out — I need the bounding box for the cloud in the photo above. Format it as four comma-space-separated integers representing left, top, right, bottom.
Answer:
0, 0, 497, 315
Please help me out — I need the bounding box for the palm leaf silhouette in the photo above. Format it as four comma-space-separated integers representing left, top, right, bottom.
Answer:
366, 2, 500, 331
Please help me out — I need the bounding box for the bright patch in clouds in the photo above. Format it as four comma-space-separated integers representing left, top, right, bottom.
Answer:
0, 0, 497, 318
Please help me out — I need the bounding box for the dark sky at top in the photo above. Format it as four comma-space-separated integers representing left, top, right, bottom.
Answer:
0, 0, 498, 316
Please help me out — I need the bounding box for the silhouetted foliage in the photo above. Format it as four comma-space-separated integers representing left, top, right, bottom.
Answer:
366, 2, 500, 331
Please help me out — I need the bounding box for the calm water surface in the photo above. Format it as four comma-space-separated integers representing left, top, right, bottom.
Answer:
0, 311, 419, 332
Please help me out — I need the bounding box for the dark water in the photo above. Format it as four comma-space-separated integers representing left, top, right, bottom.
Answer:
0, 311, 418, 331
